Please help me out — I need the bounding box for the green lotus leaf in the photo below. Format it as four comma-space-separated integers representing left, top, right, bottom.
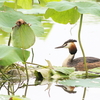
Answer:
45, 1, 100, 24
5, 0, 32, 9
59, 78, 100, 88
12, 24, 35, 49
0, 6, 44, 37
53, 66, 75, 75
17, 0, 32, 9
45, 7, 80, 24
0, 45, 30, 66
39, 0, 61, 6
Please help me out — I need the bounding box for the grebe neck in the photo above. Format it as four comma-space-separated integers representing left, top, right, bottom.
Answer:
62, 54, 75, 67
68, 43, 77, 55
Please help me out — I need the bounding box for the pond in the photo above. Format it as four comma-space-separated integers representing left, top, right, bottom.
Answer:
1, 1, 100, 100
1, 14, 100, 100
29, 14, 100, 100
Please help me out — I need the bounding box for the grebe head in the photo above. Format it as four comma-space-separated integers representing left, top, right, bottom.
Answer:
55, 39, 77, 54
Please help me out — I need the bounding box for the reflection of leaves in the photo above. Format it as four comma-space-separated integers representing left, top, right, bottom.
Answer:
34, 60, 53, 82
59, 79, 100, 88
34, 68, 53, 85
34, 70, 43, 85
56, 85, 76, 93
33, 64, 100, 87
45, 83, 52, 97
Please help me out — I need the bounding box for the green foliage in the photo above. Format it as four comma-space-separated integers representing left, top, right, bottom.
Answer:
56, 67, 100, 88
74, 1, 100, 16
12, 23, 35, 49
59, 79, 100, 88
33, 65, 100, 83
0, 6, 44, 37
5, 0, 33, 9
4, 1, 21, 9
51, 71, 69, 80
0, 45, 30, 66
0, 30, 9, 44
35, 68, 52, 80
16, 0, 32, 9
69, 71, 100, 79
45, 7, 80, 24
0, 0, 100, 98
53, 66, 75, 75
42, 20, 53, 39
0, 95, 30, 100
0, 0, 7, 7
39, 0, 61, 6
33, 62, 76, 82
45, 1, 100, 24
89, 67, 100, 73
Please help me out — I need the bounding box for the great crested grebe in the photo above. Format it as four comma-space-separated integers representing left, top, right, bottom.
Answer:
55, 39, 100, 71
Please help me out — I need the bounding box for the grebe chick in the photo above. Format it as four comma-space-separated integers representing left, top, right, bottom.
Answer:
55, 39, 100, 71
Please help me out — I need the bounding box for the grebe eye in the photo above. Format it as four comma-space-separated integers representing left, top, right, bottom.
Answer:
63, 43, 67, 46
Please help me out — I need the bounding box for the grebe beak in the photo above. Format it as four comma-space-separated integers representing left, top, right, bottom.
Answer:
55, 45, 65, 49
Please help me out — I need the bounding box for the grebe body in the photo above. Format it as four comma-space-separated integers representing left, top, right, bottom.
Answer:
55, 39, 100, 71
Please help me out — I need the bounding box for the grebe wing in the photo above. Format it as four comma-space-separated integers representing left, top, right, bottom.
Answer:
74, 57, 100, 63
